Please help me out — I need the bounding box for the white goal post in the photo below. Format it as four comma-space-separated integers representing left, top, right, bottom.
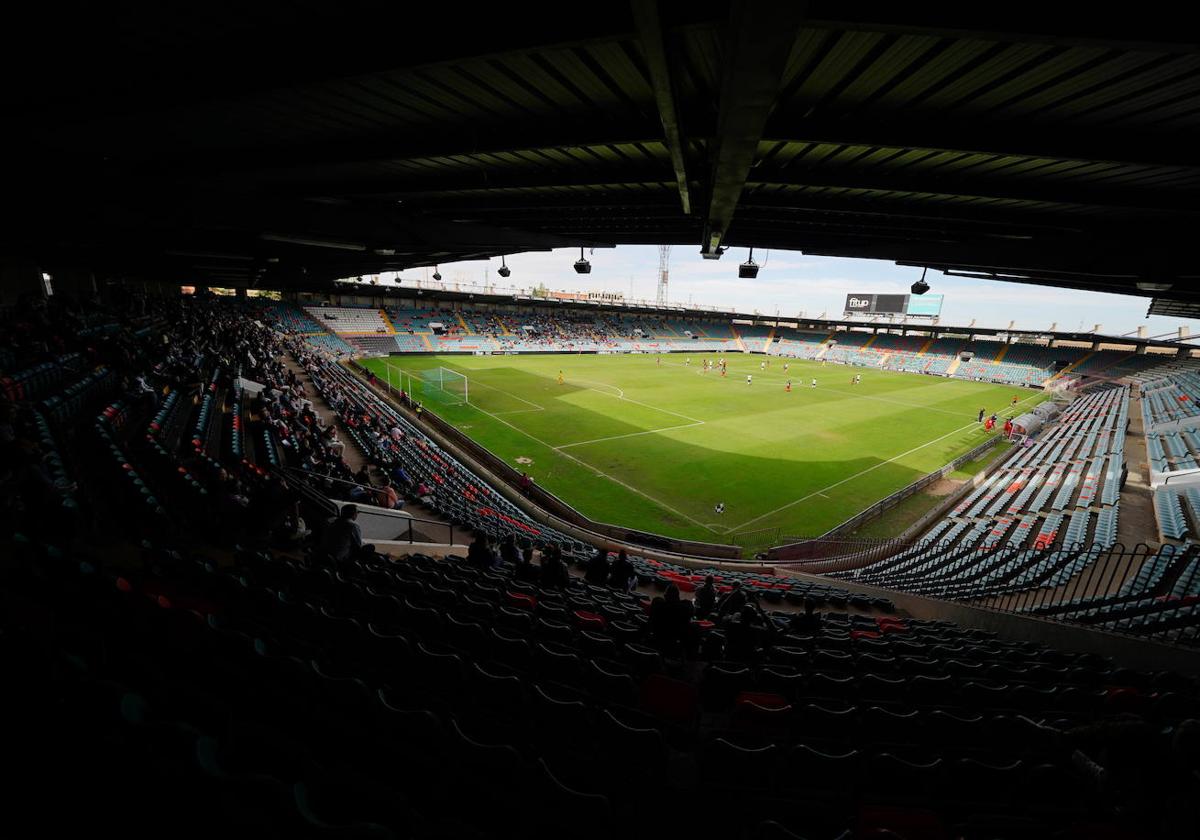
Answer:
435, 366, 469, 404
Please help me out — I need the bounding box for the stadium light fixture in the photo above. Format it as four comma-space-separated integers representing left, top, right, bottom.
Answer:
432, 265, 442, 282
738, 248, 760, 279
573, 247, 591, 275
911, 266, 930, 295
497, 256, 511, 278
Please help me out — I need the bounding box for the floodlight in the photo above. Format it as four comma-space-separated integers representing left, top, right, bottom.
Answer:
573, 246, 591, 275
738, 248, 759, 279
911, 266, 930, 295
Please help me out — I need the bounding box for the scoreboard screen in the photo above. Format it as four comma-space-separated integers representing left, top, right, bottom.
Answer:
844, 293, 906, 314
844, 292, 944, 318
874, 294, 908, 314
906, 295, 944, 317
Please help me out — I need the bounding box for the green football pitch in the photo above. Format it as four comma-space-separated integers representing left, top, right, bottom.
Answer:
359, 353, 1046, 553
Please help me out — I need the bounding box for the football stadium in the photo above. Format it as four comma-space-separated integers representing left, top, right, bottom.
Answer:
357, 346, 1042, 551
6, 5, 1200, 838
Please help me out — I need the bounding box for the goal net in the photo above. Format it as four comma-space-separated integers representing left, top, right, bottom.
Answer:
435, 367, 469, 404
381, 366, 468, 406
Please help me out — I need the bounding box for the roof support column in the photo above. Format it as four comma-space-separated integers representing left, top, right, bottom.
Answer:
702, 0, 807, 258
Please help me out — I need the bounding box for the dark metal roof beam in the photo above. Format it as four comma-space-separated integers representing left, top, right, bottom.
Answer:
631, 0, 692, 215
800, 7, 1200, 54
295, 166, 680, 198
702, 0, 807, 257
747, 168, 1200, 213
760, 120, 1200, 172
193, 121, 670, 175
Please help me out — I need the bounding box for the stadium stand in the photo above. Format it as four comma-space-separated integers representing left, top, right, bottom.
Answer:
11, 10, 1200, 835
827, 387, 1140, 612
279, 297, 1181, 389
4, 292, 1200, 840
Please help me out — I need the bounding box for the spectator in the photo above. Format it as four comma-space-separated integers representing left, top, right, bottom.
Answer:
539, 544, 570, 589
788, 599, 823, 634
584, 547, 611, 585
390, 464, 414, 490
723, 600, 775, 661
378, 477, 403, 510
319, 503, 369, 564
649, 583, 695, 653
134, 372, 158, 408
467, 534, 498, 571
608, 549, 635, 592
415, 481, 435, 506
694, 575, 718, 619
715, 580, 749, 618
349, 465, 373, 502
514, 542, 539, 583
498, 533, 520, 567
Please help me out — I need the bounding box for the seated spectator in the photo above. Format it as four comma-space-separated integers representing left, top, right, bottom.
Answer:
467, 534, 498, 571
390, 464, 414, 490
134, 372, 158, 408
378, 478, 403, 510
348, 466, 373, 501
694, 575, 718, 619
608, 549, 635, 592
715, 580, 748, 618
788, 599, 823, 634
415, 481, 435, 506
539, 544, 570, 589
514, 542, 539, 583
498, 533, 520, 567
723, 601, 774, 661
325, 426, 345, 457
584, 546, 611, 585
649, 583, 695, 653
318, 503, 372, 564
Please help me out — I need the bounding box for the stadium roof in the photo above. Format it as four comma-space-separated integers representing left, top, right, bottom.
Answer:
7, 3, 1200, 307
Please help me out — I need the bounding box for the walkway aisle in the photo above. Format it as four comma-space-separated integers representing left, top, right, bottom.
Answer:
281, 354, 449, 525
1119, 393, 1158, 549
281, 354, 368, 473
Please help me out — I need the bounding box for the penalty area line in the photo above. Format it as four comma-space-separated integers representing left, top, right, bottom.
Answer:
461, 399, 719, 533
555, 421, 705, 450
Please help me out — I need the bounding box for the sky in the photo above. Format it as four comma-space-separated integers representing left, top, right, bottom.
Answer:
363, 245, 1196, 339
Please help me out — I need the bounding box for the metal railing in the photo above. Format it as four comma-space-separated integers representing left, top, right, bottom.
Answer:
792, 538, 1199, 648
281, 466, 464, 546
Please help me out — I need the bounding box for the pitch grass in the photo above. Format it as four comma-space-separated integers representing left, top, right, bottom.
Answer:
847, 446, 1010, 541
361, 353, 1046, 554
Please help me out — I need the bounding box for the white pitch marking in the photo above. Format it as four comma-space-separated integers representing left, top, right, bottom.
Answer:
569, 377, 704, 424
461, 398, 718, 533
555, 421, 705, 450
